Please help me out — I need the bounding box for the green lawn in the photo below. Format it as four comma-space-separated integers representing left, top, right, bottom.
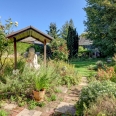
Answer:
71, 58, 105, 77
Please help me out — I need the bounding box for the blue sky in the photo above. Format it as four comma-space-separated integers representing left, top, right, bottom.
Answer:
0, 0, 86, 35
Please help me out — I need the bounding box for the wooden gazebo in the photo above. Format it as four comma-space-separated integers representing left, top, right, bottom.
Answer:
6, 26, 53, 69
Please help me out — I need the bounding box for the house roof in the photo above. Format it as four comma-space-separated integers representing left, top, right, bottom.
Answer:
6, 26, 54, 43
79, 37, 93, 46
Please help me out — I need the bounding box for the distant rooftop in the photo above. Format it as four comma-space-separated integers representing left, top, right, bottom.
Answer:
79, 37, 93, 46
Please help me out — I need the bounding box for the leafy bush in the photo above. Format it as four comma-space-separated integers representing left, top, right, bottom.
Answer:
110, 69, 116, 83
34, 65, 56, 91
76, 80, 116, 115
78, 46, 88, 57
49, 38, 69, 61
0, 18, 18, 75
0, 110, 8, 116
112, 54, 116, 63
78, 46, 92, 59
96, 60, 104, 68
0, 66, 36, 100
97, 66, 116, 82
84, 94, 116, 116
88, 65, 97, 71
0, 57, 80, 107
47, 60, 81, 87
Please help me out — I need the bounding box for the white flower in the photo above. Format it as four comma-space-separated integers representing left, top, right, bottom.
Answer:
13, 69, 19, 75
15, 21, 18, 26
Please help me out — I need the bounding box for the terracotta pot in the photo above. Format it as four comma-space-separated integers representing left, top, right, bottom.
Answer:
33, 89, 45, 101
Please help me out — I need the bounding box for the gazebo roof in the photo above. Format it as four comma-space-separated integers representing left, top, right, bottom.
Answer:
6, 26, 54, 43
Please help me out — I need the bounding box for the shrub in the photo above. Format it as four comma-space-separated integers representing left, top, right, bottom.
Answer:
112, 54, 116, 63
88, 65, 98, 71
84, 94, 116, 116
47, 60, 81, 87
0, 18, 18, 75
76, 80, 116, 115
96, 60, 104, 68
110, 66, 116, 83
0, 110, 8, 116
0, 66, 36, 100
97, 66, 116, 82
49, 38, 69, 61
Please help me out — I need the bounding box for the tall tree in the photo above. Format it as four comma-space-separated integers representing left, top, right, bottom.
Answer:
67, 26, 79, 58
60, 19, 74, 40
46, 23, 60, 39
84, 0, 116, 56
0, 18, 18, 74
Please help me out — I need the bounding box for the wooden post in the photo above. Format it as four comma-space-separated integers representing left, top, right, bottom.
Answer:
14, 37, 17, 69
44, 39, 46, 66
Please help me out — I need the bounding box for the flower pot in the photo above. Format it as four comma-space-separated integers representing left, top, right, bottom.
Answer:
33, 89, 45, 101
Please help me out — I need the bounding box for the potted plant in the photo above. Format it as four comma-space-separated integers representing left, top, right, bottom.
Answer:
33, 71, 50, 101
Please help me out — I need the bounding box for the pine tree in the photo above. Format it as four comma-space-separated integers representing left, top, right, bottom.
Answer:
60, 19, 74, 40
46, 23, 60, 39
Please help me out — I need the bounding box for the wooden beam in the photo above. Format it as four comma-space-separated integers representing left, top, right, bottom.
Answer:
14, 37, 17, 69
44, 39, 46, 66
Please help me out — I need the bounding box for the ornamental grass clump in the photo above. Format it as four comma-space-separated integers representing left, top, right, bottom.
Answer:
76, 80, 116, 116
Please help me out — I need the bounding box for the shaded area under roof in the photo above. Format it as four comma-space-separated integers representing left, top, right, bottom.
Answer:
6, 26, 54, 43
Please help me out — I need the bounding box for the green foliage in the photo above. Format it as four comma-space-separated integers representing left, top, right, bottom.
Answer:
84, 94, 116, 116
28, 100, 37, 109
0, 18, 18, 74
47, 94, 57, 101
79, 32, 88, 38
87, 72, 96, 82
78, 46, 89, 58
0, 18, 18, 34
84, 0, 116, 56
0, 66, 35, 100
47, 60, 81, 87
26, 44, 43, 53
71, 58, 99, 77
49, 38, 69, 61
67, 26, 79, 58
78, 46, 87, 53
0, 58, 80, 107
46, 23, 60, 39
113, 54, 116, 63
76, 80, 116, 115
110, 66, 116, 83
34, 65, 56, 91
96, 60, 104, 68
54, 88, 62, 93
88, 64, 97, 71
0, 29, 9, 72
37, 102, 45, 107
60, 19, 75, 39
0, 110, 8, 116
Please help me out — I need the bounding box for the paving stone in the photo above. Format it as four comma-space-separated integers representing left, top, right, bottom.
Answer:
33, 111, 42, 116
13, 107, 24, 113
16, 109, 29, 116
16, 108, 42, 116
11, 107, 24, 116
57, 86, 68, 93
11, 111, 18, 116
55, 102, 76, 115
4, 103, 17, 110
79, 83, 88, 86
